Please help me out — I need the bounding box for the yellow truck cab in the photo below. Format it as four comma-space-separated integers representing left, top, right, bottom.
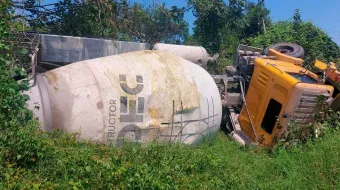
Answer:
237, 49, 334, 146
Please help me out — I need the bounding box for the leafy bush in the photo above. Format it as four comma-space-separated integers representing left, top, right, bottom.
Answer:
207, 58, 233, 74
0, 0, 45, 174
0, 130, 340, 189
246, 21, 340, 64
276, 98, 340, 149
0, 1, 32, 127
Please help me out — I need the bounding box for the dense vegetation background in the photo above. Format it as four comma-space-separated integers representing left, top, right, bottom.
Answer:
0, 0, 339, 189
12, 0, 340, 68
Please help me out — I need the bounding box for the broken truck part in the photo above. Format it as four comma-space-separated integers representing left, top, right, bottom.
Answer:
214, 44, 335, 146
23, 51, 222, 146
314, 60, 340, 112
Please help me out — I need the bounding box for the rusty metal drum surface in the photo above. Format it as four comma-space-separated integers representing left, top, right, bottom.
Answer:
153, 43, 209, 68
24, 50, 222, 146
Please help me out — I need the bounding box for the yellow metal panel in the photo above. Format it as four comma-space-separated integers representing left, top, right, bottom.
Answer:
314, 59, 328, 71
239, 58, 298, 146
257, 84, 288, 145
267, 49, 304, 66
239, 85, 264, 141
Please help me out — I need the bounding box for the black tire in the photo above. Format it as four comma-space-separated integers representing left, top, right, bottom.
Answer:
264, 42, 305, 58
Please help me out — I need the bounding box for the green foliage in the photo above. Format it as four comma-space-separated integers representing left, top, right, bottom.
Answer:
0, 0, 32, 128
188, 0, 270, 55
1, 129, 340, 189
188, 0, 271, 74
188, 0, 228, 53
14, 0, 189, 44
0, 0, 42, 176
190, 2, 340, 75
207, 58, 233, 75
276, 94, 340, 149
246, 21, 294, 46
231, 0, 271, 38
50, 0, 118, 38
246, 15, 340, 64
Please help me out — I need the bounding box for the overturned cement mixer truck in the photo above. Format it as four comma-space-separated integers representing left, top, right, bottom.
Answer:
22, 40, 338, 147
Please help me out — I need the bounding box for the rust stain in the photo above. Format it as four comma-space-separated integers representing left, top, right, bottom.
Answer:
152, 52, 200, 120
97, 101, 103, 109
148, 108, 162, 119
147, 108, 164, 129
47, 68, 75, 132
45, 71, 59, 90
46, 71, 58, 84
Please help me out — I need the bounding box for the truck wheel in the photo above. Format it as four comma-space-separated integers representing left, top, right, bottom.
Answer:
264, 42, 305, 58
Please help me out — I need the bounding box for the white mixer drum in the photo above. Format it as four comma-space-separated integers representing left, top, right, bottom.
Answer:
24, 50, 222, 146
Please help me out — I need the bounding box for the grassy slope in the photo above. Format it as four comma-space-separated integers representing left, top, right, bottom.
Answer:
1, 123, 340, 189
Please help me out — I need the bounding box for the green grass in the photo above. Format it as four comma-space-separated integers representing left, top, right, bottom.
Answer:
1, 121, 340, 189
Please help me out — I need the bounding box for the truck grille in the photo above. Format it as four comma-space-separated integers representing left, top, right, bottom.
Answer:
294, 93, 320, 124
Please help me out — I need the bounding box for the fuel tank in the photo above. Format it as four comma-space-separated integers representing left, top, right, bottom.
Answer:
24, 50, 222, 146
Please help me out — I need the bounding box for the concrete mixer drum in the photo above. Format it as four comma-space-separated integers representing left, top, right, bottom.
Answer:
23, 50, 222, 146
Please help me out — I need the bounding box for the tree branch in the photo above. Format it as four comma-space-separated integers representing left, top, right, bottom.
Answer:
13, 2, 56, 7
